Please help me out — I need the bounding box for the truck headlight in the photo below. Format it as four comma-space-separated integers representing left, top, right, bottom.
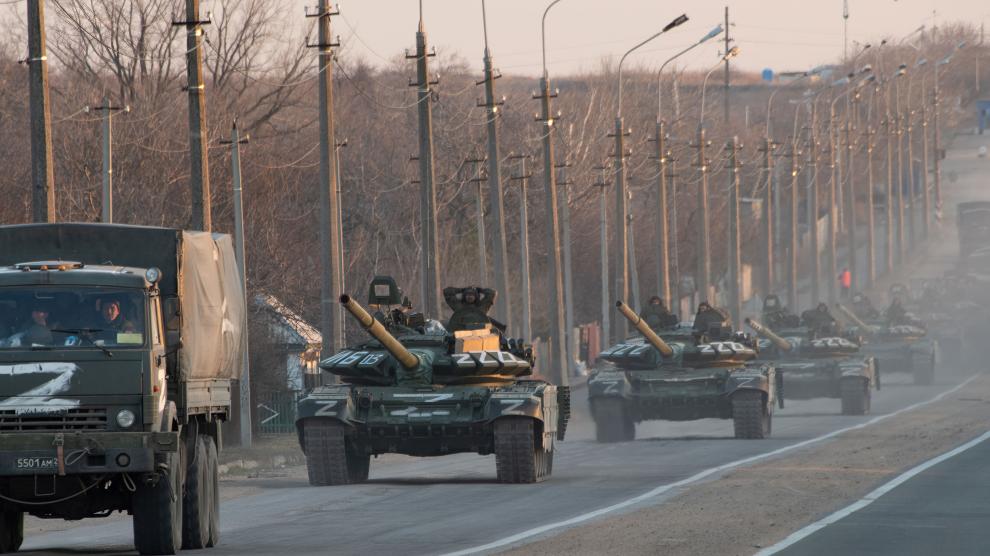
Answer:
116, 409, 136, 429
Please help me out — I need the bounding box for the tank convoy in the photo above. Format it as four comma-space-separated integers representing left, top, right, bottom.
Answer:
294, 277, 569, 485
836, 303, 938, 386
587, 301, 779, 442
745, 318, 877, 415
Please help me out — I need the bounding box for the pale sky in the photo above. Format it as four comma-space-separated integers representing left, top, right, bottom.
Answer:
326, 0, 986, 77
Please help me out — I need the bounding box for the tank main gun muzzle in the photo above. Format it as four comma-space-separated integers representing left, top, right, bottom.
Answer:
744, 318, 794, 352
615, 301, 674, 356
339, 294, 420, 370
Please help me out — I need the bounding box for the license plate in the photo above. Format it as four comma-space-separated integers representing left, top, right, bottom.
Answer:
15, 457, 57, 470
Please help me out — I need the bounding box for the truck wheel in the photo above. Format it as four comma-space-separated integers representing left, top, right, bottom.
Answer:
733, 391, 771, 439
840, 380, 871, 415
0, 505, 23, 553
592, 399, 635, 443
204, 435, 220, 548
303, 419, 363, 486
133, 447, 184, 555
182, 435, 210, 549
494, 417, 547, 483
912, 354, 935, 386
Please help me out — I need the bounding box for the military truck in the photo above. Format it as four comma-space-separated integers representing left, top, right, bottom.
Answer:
587, 301, 778, 442
836, 304, 938, 385
0, 223, 245, 555
746, 319, 877, 415
295, 278, 568, 484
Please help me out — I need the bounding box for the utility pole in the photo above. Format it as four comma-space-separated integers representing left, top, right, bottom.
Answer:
306, 1, 344, 355
933, 67, 943, 223
668, 149, 681, 312
334, 138, 347, 349
827, 110, 838, 304
785, 143, 801, 311
593, 164, 611, 347
652, 121, 671, 305
557, 157, 576, 375
844, 115, 857, 293
407, 5, 442, 318
89, 97, 126, 223
609, 119, 630, 341
728, 137, 743, 327
759, 136, 776, 296
467, 154, 489, 283
27, 0, 54, 223
509, 154, 533, 342
478, 0, 511, 326
883, 113, 895, 274
864, 125, 877, 287
895, 109, 906, 264
723, 6, 732, 125
535, 64, 568, 385
905, 107, 917, 247
694, 125, 712, 302
220, 121, 252, 447
174, 0, 211, 231
806, 108, 821, 303
920, 97, 931, 238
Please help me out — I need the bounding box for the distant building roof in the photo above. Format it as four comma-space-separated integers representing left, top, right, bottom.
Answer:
254, 293, 322, 348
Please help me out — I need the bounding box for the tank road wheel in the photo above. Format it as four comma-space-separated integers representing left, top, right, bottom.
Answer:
495, 417, 550, 483
303, 419, 367, 486
840, 380, 871, 415
182, 435, 210, 549
912, 353, 935, 386
732, 391, 771, 439
204, 435, 220, 548
133, 444, 185, 555
0, 504, 23, 553
592, 399, 635, 443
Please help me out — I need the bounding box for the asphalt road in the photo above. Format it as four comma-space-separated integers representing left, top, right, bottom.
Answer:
18, 365, 973, 556
777, 429, 990, 556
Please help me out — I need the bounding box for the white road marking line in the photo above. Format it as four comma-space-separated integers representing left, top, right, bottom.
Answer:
755, 427, 990, 555
439, 375, 978, 556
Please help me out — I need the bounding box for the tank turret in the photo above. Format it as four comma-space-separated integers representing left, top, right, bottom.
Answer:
615, 300, 674, 356
835, 303, 874, 331
339, 294, 419, 369
745, 318, 794, 352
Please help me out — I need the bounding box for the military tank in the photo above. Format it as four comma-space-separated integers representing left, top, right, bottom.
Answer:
836, 304, 938, 385
746, 319, 878, 415
587, 301, 779, 442
294, 277, 569, 485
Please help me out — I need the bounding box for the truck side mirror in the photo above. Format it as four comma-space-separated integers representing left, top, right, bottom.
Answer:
163, 297, 180, 331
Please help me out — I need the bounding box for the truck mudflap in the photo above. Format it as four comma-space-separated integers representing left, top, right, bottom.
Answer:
0, 431, 177, 476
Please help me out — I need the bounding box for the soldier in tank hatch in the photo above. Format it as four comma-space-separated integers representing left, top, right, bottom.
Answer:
640, 296, 678, 330
850, 292, 881, 320
800, 303, 840, 337
762, 294, 800, 329
444, 286, 498, 332
692, 301, 732, 336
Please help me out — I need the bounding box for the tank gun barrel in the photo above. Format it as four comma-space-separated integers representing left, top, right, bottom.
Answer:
744, 318, 794, 352
616, 301, 674, 356
339, 294, 419, 369
835, 303, 872, 331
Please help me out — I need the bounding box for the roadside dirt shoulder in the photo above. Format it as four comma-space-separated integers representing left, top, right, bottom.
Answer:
508, 374, 990, 556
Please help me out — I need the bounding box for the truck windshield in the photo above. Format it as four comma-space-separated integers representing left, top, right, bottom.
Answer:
0, 287, 146, 349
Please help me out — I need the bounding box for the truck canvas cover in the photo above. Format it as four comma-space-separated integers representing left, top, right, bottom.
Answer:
0, 223, 245, 380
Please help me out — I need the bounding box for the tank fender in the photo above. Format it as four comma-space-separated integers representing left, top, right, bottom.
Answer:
586, 370, 632, 398
295, 386, 357, 428
727, 366, 777, 410
487, 386, 559, 450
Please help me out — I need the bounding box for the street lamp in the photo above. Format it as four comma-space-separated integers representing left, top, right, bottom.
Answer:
612, 13, 688, 338
657, 24, 723, 121
700, 46, 740, 127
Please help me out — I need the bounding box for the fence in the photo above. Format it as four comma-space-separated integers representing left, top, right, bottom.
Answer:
255, 391, 299, 435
